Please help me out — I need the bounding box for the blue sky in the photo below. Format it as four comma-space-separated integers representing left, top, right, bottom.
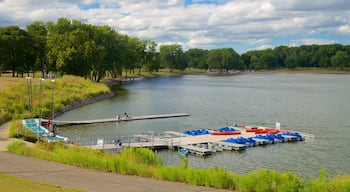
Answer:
1, 0, 350, 53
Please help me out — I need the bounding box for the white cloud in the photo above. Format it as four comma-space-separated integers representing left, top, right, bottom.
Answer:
296, 38, 338, 45
337, 25, 350, 34
252, 44, 274, 51
0, 0, 349, 53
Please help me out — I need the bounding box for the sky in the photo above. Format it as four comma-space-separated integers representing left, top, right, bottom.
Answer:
1, 0, 350, 53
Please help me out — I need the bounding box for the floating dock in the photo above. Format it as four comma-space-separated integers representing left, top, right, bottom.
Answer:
89, 126, 311, 157
46, 113, 190, 125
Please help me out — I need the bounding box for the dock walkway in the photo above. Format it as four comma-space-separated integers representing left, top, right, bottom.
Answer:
49, 113, 190, 125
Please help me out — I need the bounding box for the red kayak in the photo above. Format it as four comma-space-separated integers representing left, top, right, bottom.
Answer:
211, 131, 241, 135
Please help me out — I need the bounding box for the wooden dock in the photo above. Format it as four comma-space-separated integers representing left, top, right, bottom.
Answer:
212, 141, 246, 151
49, 113, 190, 125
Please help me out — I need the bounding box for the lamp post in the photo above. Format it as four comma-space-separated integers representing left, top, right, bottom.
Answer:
39, 78, 45, 125
26, 77, 33, 120
25, 77, 32, 138
51, 79, 55, 135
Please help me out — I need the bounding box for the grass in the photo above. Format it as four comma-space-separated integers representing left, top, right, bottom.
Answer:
0, 75, 110, 125
0, 172, 85, 192
7, 141, 350, 192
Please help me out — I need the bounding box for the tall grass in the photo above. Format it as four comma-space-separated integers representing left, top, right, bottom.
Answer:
0, 75, 110, 125
7, 141, 350, 192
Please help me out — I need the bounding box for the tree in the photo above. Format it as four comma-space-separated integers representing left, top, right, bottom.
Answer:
207, 48, 240, 72
26, 21, 47, 78
185, 48, 209, 69
331, 51, 350, 69
46, 29, 94, 77
0, 26, 33, 77
258, 51, 277, 69
142, 40, 159, 73
122, 37, 144, 78
160, 44, 186, 72
285, 51, 298, 69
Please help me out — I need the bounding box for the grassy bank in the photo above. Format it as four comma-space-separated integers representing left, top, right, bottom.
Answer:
0, 172, 84, 192
0, 75, 110, 125
7, 141, 350, 192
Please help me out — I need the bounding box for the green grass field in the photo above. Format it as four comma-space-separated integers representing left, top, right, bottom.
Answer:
0, 172, 85, 192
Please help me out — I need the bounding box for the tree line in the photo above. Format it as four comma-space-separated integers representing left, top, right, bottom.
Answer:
1, 18, 350, 81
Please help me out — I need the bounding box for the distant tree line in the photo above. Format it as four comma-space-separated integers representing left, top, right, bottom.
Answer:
1, 18, 350, 81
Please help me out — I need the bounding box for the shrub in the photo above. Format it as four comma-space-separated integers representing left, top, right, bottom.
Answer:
237, 169, 303, 192
8, 120, 38, 143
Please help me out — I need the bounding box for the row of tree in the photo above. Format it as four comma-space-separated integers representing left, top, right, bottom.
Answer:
1, 18, 350, 81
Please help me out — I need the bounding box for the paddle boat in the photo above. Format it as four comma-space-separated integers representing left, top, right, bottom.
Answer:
281, 131, 304, 141
178, 148, 189, 157
183, 129, 210, 136
224, 137, 256, 146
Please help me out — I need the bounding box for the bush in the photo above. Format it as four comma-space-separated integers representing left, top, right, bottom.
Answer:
8, 120, 38, 143
237, 169, 303, 192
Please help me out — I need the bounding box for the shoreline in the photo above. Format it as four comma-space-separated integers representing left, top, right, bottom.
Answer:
53, 92, 115, 118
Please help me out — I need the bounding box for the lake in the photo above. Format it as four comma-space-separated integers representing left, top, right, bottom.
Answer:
57, 73, 350, 178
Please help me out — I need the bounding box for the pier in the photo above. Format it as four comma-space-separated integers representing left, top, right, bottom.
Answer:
46, 113, 190, 125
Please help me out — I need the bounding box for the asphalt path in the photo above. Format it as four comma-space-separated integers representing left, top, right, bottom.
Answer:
0, 122, 234, 192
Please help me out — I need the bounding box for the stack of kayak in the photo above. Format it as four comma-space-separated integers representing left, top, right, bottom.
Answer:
211, 126, 241, 135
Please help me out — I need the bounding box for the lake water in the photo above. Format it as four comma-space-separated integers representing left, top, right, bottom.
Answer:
57, 74, 350, 178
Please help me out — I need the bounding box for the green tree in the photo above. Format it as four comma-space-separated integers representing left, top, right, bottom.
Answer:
258, 51, 277, 69
26, 21, 47, 78
274, 45, 289, 68
207, 48, 240, 72
331, 51, 350, 69
46, 29, 94, 77
142, 40, 159, 73
185, 48, 209, 69
160, 44, 186, 72
0, 26, 33, 77
285, 51, 298, 69
240, 53, 251, 70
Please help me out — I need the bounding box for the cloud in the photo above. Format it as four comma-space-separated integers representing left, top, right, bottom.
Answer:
337, 25, 350, 34
294, 38, 338, 46
0, 0, 349, 53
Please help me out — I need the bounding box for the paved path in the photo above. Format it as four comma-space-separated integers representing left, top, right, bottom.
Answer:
0, 123, 233, 192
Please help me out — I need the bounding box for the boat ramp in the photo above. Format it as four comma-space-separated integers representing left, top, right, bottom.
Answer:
89, 126, 312, 157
